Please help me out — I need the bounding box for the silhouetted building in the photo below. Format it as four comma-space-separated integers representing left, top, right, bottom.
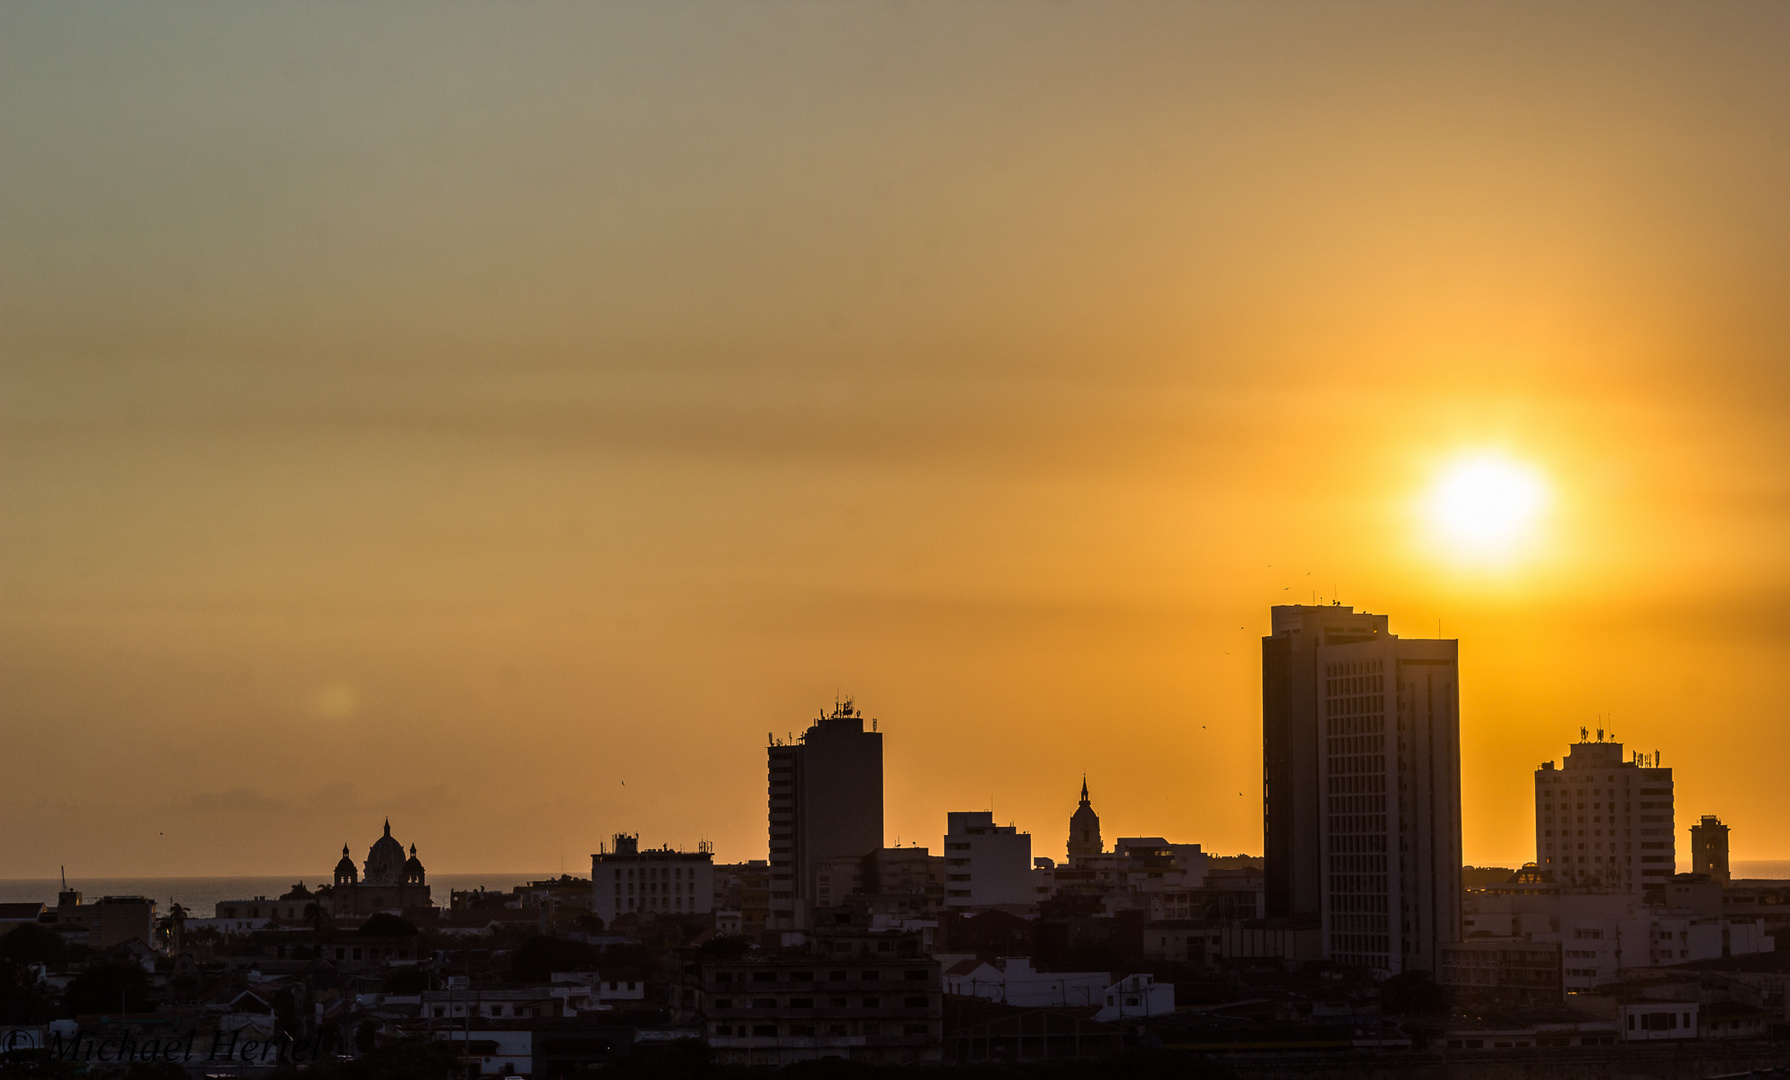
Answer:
861, 846, 945, 915
328, 820, 431, 917
676, 916, 941, 1064
1691, 814, 1730, 883
1261, 603, 1461, 974
1534, 735, 1674, 897
591, 832, 714, 922
768, 701, 884, 928
45, 890, 156, 948
1067, 778, 1102, 859
215, 883, 316, 923
943, 812, 1032, 909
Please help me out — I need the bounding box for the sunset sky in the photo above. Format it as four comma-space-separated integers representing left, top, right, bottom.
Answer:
5, 2, 1790, 877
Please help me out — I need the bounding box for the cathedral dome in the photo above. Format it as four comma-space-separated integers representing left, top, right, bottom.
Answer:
363, 820, 408, 885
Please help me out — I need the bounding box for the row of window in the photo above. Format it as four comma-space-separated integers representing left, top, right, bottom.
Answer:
714, 1022, 930, 1038
710, 996, 931, 1010
713, 969, 928, 984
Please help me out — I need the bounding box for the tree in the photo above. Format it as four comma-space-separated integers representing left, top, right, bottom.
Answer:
358, 914, 418, 938
697, 936, 749, 960
0, 959, 55, 1024
61, 962, 156, 1017
383, 965, 428, 994
1380, 969, 1450, 1016
0, 925, 70, 968
508, 935, 598, 983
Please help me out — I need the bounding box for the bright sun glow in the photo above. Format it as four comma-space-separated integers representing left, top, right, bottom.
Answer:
1425, 454, 1550, 560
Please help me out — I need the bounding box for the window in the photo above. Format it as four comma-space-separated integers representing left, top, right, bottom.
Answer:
752, 1025, 777, 1037
904, 970, 928, 981
905, 996, 928, 1008
861, 997, 880, 1008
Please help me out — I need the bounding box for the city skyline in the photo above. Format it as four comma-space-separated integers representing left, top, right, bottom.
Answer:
9, 3, 1790, 877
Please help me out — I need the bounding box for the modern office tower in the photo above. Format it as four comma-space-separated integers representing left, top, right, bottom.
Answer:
942, 811, 1033, 908
767, 700, 884, 928
1533, 734, 1674, 898
1691, 814, 1729, 883
1261, 604, 1461, 974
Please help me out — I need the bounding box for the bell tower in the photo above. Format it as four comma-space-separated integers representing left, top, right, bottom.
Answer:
1067, 776, 1103, 860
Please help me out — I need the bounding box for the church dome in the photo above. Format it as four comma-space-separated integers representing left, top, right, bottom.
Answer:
334, 844, 358, 885
403, 843, 425, 884
363, 820, 408, 885
1067, 778, 1103, 859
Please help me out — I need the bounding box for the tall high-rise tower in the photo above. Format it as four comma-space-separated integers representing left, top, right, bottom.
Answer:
1534, 735, 1674, 898
767, 701, 884, 929
1067, 777, 1103, 860
1261, 604, 1461, 974
1691, 814, 1728, 883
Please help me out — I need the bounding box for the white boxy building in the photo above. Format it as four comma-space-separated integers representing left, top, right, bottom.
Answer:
942, 812, 1032, 908
590, 833, 715, 923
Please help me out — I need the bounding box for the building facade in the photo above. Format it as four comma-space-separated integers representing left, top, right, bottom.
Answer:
327, 821, 432, 917
678, 919, 942, 1065
591, 833, 715, 923
768, 702, 884, 928
1067, 779, 1102, 860
1691, 814, 1730, 883
1533, 735, 1674, 897
45, 891, 156, 948
1261, 603, 1462, 974
942, 812, 1033, 909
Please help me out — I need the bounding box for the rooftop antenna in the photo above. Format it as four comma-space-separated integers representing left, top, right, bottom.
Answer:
61, 866, 67, 890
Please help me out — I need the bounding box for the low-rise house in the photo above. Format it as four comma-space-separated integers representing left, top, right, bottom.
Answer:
1620, 1000, 1699, 1041
421, 988, 558, 1021
942, 958, 1109, 1009
1094, 973, 1174, 1021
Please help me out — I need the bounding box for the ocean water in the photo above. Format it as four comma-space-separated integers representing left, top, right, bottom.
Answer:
0, 874, 554, 916
1732, 861, 1790, 881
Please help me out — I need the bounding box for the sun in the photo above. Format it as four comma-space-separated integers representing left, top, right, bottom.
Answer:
1424, 453, 1550, 561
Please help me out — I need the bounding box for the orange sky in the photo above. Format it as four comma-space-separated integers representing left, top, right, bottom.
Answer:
5, 2, 1790, 877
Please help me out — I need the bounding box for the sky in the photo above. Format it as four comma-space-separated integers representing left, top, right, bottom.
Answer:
4, 2, 1790, 878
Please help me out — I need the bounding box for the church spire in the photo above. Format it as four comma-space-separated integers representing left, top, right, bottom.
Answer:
1067, 775, 1102, 860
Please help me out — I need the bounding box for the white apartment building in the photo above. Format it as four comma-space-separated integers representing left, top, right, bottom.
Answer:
591, 833, 715, 923
942, 812, 1032, 908
1534, 734, 1675, 897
